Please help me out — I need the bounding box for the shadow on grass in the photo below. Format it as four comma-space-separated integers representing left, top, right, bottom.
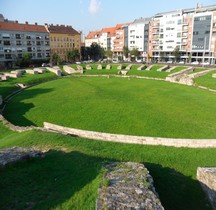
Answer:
145, 162, 212, 210
0, 150, 103, 210
3, 88, 54, 126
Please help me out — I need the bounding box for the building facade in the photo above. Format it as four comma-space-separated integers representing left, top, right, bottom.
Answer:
47, 24, 81, 62
128, 18, 151, 61
149, 5, 216, 64
0, 21, 50, 68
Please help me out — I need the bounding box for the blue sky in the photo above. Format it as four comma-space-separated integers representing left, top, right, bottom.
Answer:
0, 0, 215, 35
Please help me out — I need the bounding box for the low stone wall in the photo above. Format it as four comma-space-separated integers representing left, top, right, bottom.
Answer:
0, 114, 35, 132
63, 65, 77, 74
137, 64, 146, 70
197, 167, 216, 209
0, 147, 44, 167
46, 67, 62, 76
157, 65, 168, 72
43, 122, 216, 148
166, 66, 176, 72
96, 162, 164, 209
145, 65, 153, 71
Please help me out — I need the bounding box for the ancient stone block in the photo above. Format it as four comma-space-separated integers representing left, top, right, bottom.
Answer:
197, 167, 216, 210
96, 162, 164, 210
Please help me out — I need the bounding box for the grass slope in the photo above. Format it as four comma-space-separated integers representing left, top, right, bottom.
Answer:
0, 71, 57, 99
4, 76, 216, 139
194, 70, 216, 90
0, 127, 214, 210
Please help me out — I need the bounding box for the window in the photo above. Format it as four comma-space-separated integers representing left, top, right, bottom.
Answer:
3, 41, 10, 45
2, 33, 10, 38
16, 41, 22, 46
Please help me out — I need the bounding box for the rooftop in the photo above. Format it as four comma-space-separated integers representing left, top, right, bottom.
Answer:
0, 21, 48, 33
47, 24, 80, 35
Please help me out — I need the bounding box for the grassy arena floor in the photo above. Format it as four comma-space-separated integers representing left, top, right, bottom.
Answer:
1, 65, 216, 209
0, 127, 215, 210
3, 76, 216, 139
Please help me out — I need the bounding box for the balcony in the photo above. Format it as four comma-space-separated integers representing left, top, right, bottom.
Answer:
152, 23, 160, 29
182, 22, 188, 26
152, 36, 159, 40
152, 42, 159, 46
152, 30, 159, 35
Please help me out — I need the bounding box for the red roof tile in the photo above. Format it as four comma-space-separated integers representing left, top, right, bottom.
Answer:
0, 21, 48, 33
48, 25, 80, 35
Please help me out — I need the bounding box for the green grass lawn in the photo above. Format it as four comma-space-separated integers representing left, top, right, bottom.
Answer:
128, 65, 187, 78
0, 127, 215, 210
0, 70, 58, 99
188, 67, 206, 74
194, 70, 216, 90
1, 69, 216, 210
3, 76, 216, 139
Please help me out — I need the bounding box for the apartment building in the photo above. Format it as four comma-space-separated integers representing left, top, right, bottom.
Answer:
113, 23, 130, 60
128, 18, 151, 61
47, 24, 81, 62
85, 31, 101, 47
149, 5, 216, 64
0, 20, 50, 68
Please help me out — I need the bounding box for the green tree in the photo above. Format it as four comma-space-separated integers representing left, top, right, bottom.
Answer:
130, 48, 139, 60
52, 53, 60, 65
89, 43, 104, 60
160, 51, 165, 62
173, 47, 181, 62
67, 49, 80, 62
123, 46, 130, 58
105, 49, 113, 59
188, 54, 192, 63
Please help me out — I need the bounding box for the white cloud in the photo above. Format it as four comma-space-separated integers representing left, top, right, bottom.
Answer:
89, 0, 101, 15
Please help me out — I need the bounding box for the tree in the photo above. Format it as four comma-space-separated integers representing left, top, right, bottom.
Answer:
147, 53, 152, 63
67, 49, 80, 62
123, 46, 130, 58
15, 52, 32, 67
130, 48, 139, 59
160, 51, 165, 62
89, 43, 104, 60
105, 49, 113, 59
52, 52, 60, 65
173, 47, 181, 62
188, 54, 192, 63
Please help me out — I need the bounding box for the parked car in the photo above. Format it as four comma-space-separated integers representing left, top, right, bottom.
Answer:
191, 61, 199, 65
167, 60, 173, 64
201, 61, 210, 66
42, 63, 52, 67
178, 61, 185, 64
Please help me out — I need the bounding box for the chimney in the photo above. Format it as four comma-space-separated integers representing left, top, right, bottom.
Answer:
44, 23, 48, 26
25, 21, 28, 24
35, 22, 37, 25
15, 20, 18, 23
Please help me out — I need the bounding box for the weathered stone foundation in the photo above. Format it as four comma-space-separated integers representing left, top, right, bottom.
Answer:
96, 162, 164, 210
197, 167, 216, 210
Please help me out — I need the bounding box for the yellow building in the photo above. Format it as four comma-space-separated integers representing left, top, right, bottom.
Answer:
47, 24, 81, 63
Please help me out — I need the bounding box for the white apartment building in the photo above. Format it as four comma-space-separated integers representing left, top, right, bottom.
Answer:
149, 4, 216, 64
128, 18, 150, 61
85, 31, 101, 47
